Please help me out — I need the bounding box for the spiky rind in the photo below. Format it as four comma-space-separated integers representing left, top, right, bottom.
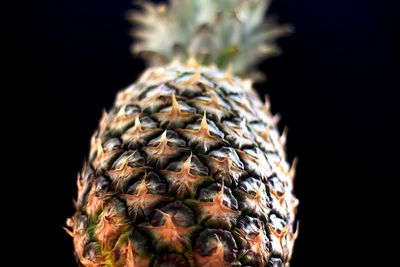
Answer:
67, 63, 298, 266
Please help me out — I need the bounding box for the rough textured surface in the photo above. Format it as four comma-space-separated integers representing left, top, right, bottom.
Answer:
66, 63, 298, 267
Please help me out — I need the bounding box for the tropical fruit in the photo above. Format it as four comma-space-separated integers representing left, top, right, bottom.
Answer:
66, 1, 298, 266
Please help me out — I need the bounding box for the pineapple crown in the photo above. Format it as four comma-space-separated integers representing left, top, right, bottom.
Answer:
128, 0, 292, 78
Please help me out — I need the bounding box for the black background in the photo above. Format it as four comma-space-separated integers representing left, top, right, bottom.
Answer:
18, 0, 399, 266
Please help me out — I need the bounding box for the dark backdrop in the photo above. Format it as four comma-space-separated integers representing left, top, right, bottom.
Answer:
21, 0, 399, 266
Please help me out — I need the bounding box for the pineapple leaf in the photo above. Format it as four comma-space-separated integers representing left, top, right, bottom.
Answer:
128, 0, 291, 77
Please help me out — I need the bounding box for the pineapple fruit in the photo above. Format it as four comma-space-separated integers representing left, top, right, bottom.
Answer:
65, 0, 299, 266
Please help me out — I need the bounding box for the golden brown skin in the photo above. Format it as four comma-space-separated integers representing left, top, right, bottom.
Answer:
66, 63, 298, 267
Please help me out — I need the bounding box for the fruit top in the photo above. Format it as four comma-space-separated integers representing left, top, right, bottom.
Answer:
128, 0, 291, 78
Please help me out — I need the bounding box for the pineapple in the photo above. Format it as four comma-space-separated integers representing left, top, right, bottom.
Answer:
65, 0, 299, 266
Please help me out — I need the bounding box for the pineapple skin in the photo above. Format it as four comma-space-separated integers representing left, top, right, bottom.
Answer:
66, 63, 298, 267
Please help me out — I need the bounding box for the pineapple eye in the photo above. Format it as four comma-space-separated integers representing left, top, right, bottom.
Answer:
83, 242, 102, 263
208, 147, 244, 169
194, 229, 238, 264
268, 257, 284, 266
198, 183, 238, 210
102, 138, 121, 151
269, 213, 288, 234
238, 177, 268, 198
123, 104, 141, 115
268, 175, 286, 197
151, 201, 195, 227
126, 171, 167, 195
76, 214, 88, 233
95, 176, 109, 193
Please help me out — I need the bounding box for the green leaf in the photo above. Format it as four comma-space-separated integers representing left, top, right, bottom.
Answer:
216, 44, 240, 69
